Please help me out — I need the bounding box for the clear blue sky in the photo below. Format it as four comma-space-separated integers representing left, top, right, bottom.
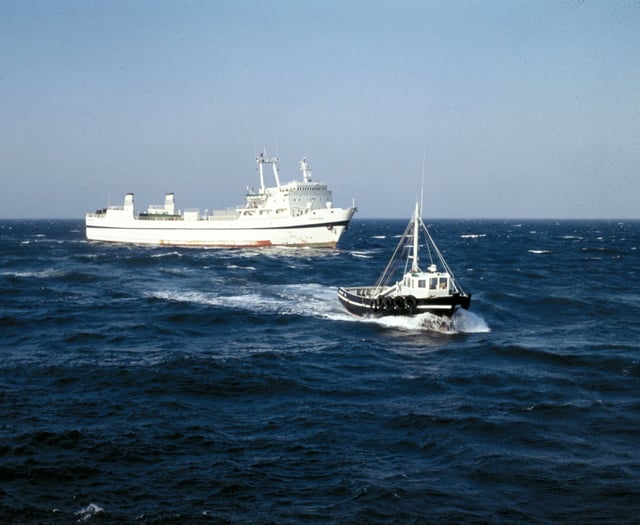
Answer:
1, 0, 639, 219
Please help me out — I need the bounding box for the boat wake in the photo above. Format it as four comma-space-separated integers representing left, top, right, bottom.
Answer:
146, 284, 348, 321
368, 308, 489, 334
146, 285, 489, 334
374, 312, 455, 333
450, 308, 490, 333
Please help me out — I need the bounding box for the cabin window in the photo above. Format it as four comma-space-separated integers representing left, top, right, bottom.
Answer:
439, 277, 448, 290
418, 280, 426, 288
429, 278, 438, 289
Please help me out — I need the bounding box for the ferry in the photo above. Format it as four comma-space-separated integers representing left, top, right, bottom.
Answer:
338, 203, 470, 317
85, 151, 357, 248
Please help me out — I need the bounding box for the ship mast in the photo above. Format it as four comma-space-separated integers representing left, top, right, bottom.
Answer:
300, 158, 313, 182
256, 149, 280, 191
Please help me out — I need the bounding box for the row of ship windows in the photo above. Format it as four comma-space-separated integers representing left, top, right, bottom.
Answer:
280, 187, 327, 192
272, 197, 324, 204
405, 277, 449, 290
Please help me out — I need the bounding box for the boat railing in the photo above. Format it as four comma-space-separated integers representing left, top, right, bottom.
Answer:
346, 286, 382, 298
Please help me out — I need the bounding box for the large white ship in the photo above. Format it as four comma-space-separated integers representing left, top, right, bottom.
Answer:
86, 151, 357, 248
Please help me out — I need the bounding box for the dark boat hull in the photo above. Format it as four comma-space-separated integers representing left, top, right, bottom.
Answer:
338, 287, 471, 318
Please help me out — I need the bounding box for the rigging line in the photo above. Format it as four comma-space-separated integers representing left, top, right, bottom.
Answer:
374, 218, 413, 291
424, 224, 465, 295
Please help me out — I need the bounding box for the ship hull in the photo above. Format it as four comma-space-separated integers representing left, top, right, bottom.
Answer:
86, 209, 356, 248
338, 286, 471, 318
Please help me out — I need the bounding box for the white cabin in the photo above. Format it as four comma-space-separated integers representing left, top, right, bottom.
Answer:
397, 265, 452, 300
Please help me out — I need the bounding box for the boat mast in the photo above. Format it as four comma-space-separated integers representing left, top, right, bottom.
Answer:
411, 203, 420, 273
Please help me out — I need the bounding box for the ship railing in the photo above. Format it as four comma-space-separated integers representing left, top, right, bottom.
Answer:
87, 206, 122, 217
138, 213, 182, 221
206, 208, 241, 221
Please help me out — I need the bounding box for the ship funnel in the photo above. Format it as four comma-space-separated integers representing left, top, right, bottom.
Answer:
124, 193, 134, 211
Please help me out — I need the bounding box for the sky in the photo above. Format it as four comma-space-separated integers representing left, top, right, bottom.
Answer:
1, 0, 639, 219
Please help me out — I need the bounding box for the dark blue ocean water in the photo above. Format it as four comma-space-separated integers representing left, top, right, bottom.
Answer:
1, 218, 639, 524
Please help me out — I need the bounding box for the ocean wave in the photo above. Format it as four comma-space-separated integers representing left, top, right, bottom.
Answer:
1, 269, 64, 279
150, 251, 183, 258
350, 251, 375, 259
76, 503, 105, 522
226, 264, 257, 270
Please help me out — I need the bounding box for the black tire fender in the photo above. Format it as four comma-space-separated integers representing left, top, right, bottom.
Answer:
394, 296, 405, 313
404, 295, 417, 313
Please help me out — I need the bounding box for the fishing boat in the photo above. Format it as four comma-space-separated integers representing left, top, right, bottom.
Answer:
85, 151, 357, 248
338, 203, 471, 317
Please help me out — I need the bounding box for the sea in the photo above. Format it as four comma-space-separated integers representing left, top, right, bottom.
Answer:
1, 218, 639, 524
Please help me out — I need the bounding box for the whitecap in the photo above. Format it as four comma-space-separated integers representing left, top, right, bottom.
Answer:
150, 251, 182, 258
146, 290, 220, 306
1, 269, 63, 279
460, 234, 486, 239
75, 503, 104, 521
528, 249, 551, 254
351, 251, 374, 259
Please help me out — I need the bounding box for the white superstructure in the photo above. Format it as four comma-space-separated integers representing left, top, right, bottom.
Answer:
86, 151, 356, 248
